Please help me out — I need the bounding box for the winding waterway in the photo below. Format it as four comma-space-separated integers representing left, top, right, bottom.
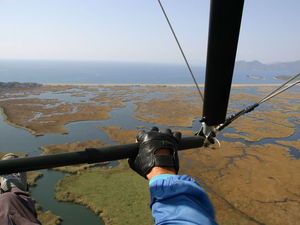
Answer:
0, 109, 106, 224
0, 89, 180, 225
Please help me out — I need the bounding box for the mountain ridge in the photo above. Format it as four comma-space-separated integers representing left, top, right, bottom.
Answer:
235, 60, 300, 73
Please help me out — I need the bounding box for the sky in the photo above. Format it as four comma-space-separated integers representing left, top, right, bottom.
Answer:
0, 0, 299, 65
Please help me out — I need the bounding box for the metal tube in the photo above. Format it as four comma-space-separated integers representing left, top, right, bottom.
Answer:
203, 0, 245, 126
0, 136, 205, 174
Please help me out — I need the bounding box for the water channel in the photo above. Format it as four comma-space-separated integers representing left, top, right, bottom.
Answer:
0, 87, 177, 225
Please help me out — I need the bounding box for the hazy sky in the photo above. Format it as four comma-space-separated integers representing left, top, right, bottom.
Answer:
0, 0, 299, 65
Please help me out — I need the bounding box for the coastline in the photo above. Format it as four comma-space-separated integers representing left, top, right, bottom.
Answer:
42, 83, 292, 87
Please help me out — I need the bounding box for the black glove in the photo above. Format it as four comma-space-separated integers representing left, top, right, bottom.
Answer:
128, 127, 181, 179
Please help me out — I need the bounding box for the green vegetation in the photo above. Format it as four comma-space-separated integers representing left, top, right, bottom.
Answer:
27, 171, 43, 186
35, 204, 62, 225
55, 161, 152, 225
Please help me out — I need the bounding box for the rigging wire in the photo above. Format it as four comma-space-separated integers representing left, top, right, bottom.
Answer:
157, 0, 204, 101
259, 72, 300, 103
216, 72, 300, 132
259, 78, 300, 103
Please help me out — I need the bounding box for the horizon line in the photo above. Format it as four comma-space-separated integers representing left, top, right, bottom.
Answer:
0, 58, 299, 65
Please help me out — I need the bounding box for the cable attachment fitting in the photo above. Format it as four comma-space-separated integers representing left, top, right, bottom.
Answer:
216, 102, 259, 132
196, 119, 220, 148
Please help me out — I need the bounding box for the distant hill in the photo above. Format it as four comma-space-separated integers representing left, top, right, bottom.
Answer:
0, 82, 42, 90
235, 60, 300, 74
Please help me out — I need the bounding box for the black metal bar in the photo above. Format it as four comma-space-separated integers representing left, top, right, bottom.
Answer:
0, 136, 205, 174
202, 0, 245, 126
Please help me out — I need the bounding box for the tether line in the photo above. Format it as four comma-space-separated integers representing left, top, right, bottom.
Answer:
157, 0, 204, 101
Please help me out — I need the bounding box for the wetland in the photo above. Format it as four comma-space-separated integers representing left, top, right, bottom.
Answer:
0, 84, 299, 225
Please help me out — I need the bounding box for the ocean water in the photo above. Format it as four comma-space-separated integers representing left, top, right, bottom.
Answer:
0, 59, 286, 84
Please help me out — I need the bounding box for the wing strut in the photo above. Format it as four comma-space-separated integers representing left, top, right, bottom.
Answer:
202, 0, 245, 127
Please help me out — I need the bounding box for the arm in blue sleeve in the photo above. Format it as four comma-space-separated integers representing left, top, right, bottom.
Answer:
149, 174, 218, 225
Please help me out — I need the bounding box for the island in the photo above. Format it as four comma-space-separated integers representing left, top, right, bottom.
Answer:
246, 75, 263, 79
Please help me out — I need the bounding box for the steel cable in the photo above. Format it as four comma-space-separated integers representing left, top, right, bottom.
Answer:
259, 72, 300, 103
157, 0, 204, 101
259, 79, 300, 104
217, 72, 300, 131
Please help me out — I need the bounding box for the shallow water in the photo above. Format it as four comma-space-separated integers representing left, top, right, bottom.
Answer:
0, 109, 105, 224
31, 170, 105, 225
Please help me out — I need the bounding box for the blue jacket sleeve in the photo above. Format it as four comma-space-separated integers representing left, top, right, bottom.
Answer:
149, 174, 218, 225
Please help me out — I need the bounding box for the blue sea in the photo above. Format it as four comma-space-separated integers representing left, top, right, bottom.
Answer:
0, 59, 287, 84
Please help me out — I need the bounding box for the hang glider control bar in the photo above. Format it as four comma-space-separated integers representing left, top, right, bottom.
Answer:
0, 136, 205, 175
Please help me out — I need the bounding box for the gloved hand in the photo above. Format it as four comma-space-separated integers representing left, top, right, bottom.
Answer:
128, 127, 181, 179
